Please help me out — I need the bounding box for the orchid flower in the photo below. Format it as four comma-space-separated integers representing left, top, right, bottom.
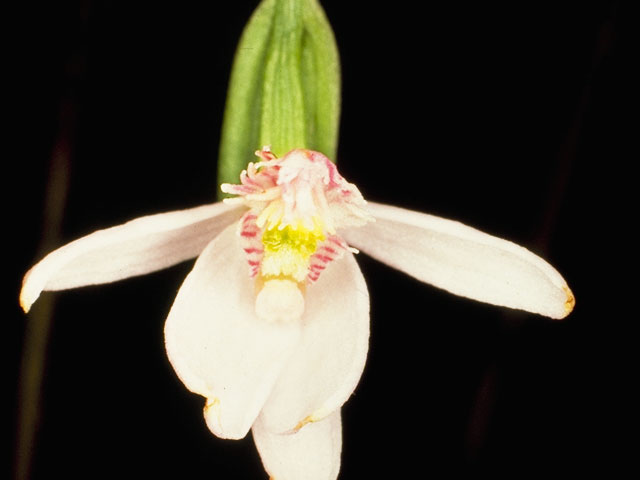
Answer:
20, 147, 574, 480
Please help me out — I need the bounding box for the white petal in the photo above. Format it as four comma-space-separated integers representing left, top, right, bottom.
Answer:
164, 224, 302, 440
341, 202, 574, 319
258, 252, 369, 433
252, 410, 342, 480
20, 202, 245, 312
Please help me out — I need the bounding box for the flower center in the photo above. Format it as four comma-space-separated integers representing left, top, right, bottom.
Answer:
222, 147, 372, 323
261, 221, 325, 282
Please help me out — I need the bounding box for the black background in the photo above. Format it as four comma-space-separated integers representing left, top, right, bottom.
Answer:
7, 1, 623, 478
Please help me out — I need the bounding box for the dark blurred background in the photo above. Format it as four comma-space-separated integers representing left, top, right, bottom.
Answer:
8, 0, 622, 478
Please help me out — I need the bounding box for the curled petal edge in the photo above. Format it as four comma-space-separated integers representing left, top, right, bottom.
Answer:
252, 410, 342, 480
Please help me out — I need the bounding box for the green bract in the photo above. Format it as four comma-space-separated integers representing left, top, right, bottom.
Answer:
217, 0, 341, 197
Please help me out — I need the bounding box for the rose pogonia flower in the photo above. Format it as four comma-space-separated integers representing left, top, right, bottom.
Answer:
20, 147, 574, 480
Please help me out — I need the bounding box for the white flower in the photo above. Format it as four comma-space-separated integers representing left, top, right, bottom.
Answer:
20, 147, 574, 480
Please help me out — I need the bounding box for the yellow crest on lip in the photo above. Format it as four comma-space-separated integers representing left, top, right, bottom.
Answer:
260, 219, 326, 282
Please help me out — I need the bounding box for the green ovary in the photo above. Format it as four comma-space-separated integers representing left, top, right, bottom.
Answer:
261, 223, 325, 281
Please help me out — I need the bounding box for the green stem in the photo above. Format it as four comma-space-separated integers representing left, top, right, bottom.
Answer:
14, 100, 71, 480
